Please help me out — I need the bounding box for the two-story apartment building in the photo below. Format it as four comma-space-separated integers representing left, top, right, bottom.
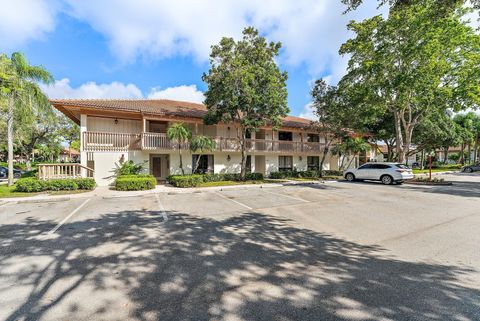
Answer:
51, 99, 345, 186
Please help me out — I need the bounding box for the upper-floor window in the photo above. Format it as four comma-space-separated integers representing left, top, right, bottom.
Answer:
307, 133, 320, 142
278, 131, 293, 141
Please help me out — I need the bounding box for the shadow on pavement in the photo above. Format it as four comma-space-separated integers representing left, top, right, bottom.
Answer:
0, 209, 479, 321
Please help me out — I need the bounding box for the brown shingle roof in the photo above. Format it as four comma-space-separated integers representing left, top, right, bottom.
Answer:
50, 99, 312, 129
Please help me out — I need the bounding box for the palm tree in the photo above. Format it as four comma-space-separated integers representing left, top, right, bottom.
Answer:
345, 137, 371, 168
0, 52, 53, 186
167, 123, 191, 175
190, 135, 216, 173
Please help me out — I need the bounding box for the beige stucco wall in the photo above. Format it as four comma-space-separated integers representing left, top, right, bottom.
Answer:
87, 116, 142, 133
91, 151, 150, 186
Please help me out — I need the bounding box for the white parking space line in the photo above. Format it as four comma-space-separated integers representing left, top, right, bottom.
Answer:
215, 192, 253, 210
47, 198, 91, 234
155, 193, 168, 221
262, 190, 310, 203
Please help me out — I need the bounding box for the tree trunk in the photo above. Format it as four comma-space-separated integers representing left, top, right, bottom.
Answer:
393, 111, 405, 163
346, 153, 357, 169
443, 147, 449, 164
420, 149, 425, 170
239, 129, 247, 180
178, 143, 184, 175
7, 97, 14, 186
460, 143, 465, 165
318, 141, 331, 178
403, 124, 415, 166
474, 137, 479, 162
467, 143, 472, 164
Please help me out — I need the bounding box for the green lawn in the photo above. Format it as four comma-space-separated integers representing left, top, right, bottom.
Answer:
0, 185, 40, 198
0, 184, 90, 199
413, 168, 460, 174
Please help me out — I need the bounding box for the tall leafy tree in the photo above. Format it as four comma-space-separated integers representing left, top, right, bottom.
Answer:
339, 1, 480, 163
0, 52, 53, 185
202, 27, 289, 179
342, 0, 480, 12
167, 123, 191, 175
58, 115, 80, 160
310, 79, 351, 176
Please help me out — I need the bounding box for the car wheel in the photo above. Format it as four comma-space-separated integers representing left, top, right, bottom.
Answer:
13, 172, 21, 179
464, 167, 473, 173
345, 173, 355, 182
381, 175, 393, 185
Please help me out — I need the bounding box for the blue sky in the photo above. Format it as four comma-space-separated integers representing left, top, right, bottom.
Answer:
0, 0, 383, 118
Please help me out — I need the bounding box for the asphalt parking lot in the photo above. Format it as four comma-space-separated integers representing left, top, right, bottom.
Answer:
0, 173, 479, 321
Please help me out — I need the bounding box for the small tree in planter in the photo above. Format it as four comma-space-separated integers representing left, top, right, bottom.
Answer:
167, 123, 192, 175
190, 135, 216, 173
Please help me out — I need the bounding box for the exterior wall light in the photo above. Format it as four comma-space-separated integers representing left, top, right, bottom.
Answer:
114, 118, 119, 125
227, 155, 231, 161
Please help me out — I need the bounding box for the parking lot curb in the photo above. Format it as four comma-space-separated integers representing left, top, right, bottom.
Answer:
6, 197, 71, 204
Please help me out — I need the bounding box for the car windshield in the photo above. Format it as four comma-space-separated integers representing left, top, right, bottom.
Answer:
395, 164, 410, 169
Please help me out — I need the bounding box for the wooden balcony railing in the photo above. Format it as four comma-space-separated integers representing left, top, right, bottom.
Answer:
83, 131, 142, 151
38, 163, 94, 180
83, 131, 326, 153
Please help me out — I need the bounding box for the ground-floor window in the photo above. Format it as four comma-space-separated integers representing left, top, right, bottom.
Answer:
192, 155, 214, 174
278, 156, 293, 172
307, 156, 320, 171
246, 155, 252, 173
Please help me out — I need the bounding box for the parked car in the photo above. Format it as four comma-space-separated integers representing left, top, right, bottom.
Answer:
0, 166, 22, 179
344, 163, 414, 185
462, 163, 480, 173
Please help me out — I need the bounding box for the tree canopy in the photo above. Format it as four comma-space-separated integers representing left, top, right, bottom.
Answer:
202, 27, 288, 178
338, 0, 480, 163
0, 52, 53, 184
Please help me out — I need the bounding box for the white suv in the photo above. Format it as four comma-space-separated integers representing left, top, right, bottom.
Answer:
344, 163, 414, 185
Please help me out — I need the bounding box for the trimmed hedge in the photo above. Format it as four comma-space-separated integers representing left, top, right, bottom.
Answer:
269, 170, 343, 179
15, 178, 46, 192
47, 179, 78, 191
115, 175, 156, 191
75, 178, 96, 190
14, 177, 96, 192
167, 172, 264, 188
168, 175, 204, 188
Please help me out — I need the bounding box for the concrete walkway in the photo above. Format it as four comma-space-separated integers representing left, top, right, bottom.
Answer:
0, 180, 332, 204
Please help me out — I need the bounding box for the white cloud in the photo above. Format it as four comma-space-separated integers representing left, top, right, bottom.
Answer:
299, 103, 316, 120
0, 0, 59, 50
148, 85, 204, 103
42, 78, 204, 103
64, 0, 384, 79
42, 78, 143, 99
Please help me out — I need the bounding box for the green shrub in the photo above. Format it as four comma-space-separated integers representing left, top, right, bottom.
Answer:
269, 171, 286, 179
245, 172, 264, 180
21, 169, 38, 178
15, 178, 47, 192
203, 173, 225, 182
167, 175, 204, 188
115, 175, 156, 191
46, 179, 78, 191
14, 177, 97, 193
322, 170, 343, 176
115, 160, 146, 176
75, 178, 96, 190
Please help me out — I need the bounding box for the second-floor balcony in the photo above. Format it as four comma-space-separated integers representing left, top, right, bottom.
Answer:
83, 131, 326, 154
